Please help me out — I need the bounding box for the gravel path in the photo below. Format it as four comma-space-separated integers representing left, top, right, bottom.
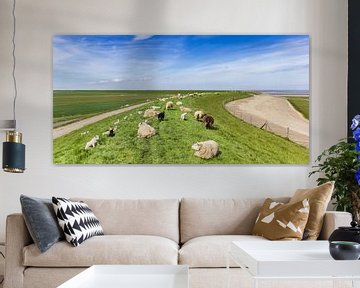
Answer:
225, 94, 309, 147
53, 102, 148, 139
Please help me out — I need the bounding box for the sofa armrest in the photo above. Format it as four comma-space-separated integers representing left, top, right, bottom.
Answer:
318, 211, 352, 240
4, 213, 33, 288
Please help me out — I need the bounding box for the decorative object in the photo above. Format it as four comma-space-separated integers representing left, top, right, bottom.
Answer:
310, 115, 360, 222
53, 35, 309, 165
1, 0, 26, 173
252, 198, 310, 240
289, 181, 334, 240
329, 241, 360, 260
329, 220, 360, 244
20, 195, 64, 253
52, 197, 104, 247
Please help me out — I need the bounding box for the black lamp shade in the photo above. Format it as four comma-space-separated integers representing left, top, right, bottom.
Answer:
2, 141, 25, 173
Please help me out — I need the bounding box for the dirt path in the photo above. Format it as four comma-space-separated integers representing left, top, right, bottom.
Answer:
225, 94, 309, 148
53, 102, 148, 139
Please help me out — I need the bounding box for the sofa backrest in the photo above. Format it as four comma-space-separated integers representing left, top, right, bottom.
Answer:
73, 198, 180, 243
180, 198, 289, 243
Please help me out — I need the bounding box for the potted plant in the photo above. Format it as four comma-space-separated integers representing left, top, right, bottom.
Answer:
309, 115, 360, 222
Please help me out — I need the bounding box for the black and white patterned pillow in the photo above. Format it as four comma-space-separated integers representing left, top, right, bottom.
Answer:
52, 197, 104, 247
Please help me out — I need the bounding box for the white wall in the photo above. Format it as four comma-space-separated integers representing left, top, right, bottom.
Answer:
0, 0, 348, 242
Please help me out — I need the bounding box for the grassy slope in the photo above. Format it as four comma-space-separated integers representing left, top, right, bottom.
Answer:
286, 97, 309, 120
53, 91, 309, 164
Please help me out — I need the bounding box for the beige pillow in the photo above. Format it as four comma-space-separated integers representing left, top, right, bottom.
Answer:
252, 198, 310, 240
289, 181, 334, 240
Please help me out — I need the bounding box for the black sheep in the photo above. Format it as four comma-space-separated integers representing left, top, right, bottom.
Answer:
158, 111, 165, 121
202, 114, 214, 129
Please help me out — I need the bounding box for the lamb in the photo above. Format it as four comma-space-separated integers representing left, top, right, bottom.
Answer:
137, 122, 156, 138
194, 110, 204, 121
165, 101, 174, 110
158, 111, 165, 121
85, 135, 100, 150
176, 101, 183, 106
143, 109, 160, 118
191, 140, 219, 159
180, 113, 188, 120
180, 106, 192, 113
202, 114, 214, 129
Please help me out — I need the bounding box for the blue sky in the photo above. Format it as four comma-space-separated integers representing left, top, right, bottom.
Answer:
53, 35, 309, 90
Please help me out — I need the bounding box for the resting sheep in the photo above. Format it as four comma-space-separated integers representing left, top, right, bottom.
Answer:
176, 101, 183, 106
191, 140, 219, 159
180, 113, 188, 120
165, 101, 174, 110
143, 109, 160, 118
85, 135, 99, 150
137, 122, 156, 138
202, 114, 214, 129
180, 106, 192, 113
194, 111, 204, 121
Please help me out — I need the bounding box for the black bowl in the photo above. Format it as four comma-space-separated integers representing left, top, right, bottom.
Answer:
329, 241, 360, 260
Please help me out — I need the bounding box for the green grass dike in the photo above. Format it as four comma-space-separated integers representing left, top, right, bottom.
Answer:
53, 91, 309, 164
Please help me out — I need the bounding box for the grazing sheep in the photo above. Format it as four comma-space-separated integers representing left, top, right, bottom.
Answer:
151, 106, 161, 110
143, 109, 160, 118
80, 131, 89, 136
194, 110, 204, 121
176, 101, 183, 106
114, 119, 120, 125
85, 135, 100, 150
191, 140, 219, 159
202, 114, 214, 129
137, 122, 156, 138
102, 128, 116, 137
158, 111, 165, 121
180, 106, 192, 113
180, 113, 188, 120
165, 101, 174, 110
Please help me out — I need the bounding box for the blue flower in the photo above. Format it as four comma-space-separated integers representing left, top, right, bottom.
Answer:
353, 128, 360, 142
357, 142, 360, 152
356, 168, 360, 186
352, 115, 360, 130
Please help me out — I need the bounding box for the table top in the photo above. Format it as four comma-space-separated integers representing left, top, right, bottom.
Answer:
58, 265, 189, 288
231, 240, 360, 278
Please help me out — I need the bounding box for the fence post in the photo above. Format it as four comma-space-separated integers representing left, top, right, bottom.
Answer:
286, 127, 290, 138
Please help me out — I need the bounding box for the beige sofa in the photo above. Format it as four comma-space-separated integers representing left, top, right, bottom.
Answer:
4, 198, 352, 288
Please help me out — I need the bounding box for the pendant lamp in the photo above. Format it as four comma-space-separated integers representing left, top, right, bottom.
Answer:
1, 0, 26, 173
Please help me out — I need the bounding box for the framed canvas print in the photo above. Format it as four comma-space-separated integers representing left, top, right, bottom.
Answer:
53, 35, 309, 164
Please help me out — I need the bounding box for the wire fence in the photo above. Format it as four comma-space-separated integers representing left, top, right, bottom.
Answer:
228, 109, 309, 148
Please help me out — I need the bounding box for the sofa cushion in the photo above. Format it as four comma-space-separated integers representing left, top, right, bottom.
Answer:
23, 235, 179, 267
180, 198, 289, 243
179, 235, 267, 268
72, 198, 179, 243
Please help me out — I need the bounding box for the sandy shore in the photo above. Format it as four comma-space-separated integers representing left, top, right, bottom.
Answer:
225, 94, 309, 147
53, 102, 148, 139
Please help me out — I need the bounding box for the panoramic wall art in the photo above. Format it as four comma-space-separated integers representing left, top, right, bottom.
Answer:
53, 35, 310, 165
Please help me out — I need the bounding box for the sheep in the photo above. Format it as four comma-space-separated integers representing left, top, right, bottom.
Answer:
143, 109, 160, 118
113, 119, 120, 125
191, 140, 219, 159
137, 111, 143, 115
180, 106, 192, 113
176, 101, 183, 106
85, 135, 99, 150
194, 110, 204, 121
102, 128, 116, 137
165, 101, 174, 110
151, 106, 161, 110
158, 111, 165, 121
202, 114, 214, 129
137, 122, 156, 138
180, 113, 188, 120
80, 131, 89, 136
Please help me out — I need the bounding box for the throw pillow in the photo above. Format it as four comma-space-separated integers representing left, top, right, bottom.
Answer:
20, 195, 64, 253
52, 197, 104, 247
289, 181, 334, 240
252, 198, 310, 240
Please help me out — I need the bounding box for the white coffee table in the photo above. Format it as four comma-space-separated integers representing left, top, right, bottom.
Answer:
228, 241, 360, 288
58, 265, 189, 288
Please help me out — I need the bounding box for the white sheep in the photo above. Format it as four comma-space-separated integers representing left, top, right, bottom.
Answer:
80, 131, 89, 136
137, 110, 143, 115
180, 113, 188, 120
194, 110, 204, 121
114, 119, 120, 125
137, 122, 156, 138
151, 106, 161, 110
85, 135, 100, 150
165, 101, 174, 110
180, 106, 192, 113
176, 101, 183, 106
191, 140, 219, 159
143, 109, 160, 118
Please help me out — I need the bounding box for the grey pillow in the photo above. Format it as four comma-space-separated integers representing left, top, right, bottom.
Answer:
20, 195, 64, 253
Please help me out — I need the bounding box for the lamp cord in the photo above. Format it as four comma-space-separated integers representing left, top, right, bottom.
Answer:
11, 0, 17, 130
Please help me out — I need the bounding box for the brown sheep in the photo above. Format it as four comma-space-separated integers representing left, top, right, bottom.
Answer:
201, 114, 214, 129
